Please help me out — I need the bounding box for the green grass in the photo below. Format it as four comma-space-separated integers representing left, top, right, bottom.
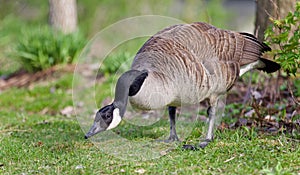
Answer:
0, 73, 299, 174
1, 1, 299, 173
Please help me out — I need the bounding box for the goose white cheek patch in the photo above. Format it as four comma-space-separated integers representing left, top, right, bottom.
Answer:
107, 108, 122, 130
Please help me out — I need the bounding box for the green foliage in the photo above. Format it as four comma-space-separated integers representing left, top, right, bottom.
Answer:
202, 0, 234, 29
0, 15, 24, 46
98, 38, 147, 76
11, 26, 86, 73
99, 52, 134, 76
77, 0, 173, 35
265, 2, 300, 76
0, 15, 25, 75
294, 79, 300, 97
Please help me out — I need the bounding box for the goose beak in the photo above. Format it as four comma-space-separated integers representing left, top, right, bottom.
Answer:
84, 123, 106, 139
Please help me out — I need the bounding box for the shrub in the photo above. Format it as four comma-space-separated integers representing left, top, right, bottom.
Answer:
264, 2, 300, 76
11, 26, 86, 73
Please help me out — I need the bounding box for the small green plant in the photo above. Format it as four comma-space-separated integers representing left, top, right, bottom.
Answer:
264, 2, 300, 76
11, 26, 86, 73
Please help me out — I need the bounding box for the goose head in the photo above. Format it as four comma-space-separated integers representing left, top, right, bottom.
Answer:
84, 103, 122, 139
84, 70, 148, 139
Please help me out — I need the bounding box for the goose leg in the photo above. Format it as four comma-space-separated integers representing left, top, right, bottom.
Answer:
182, 106, 216, 150
156, 106, 179, 143
199, 95, 225, 148
167, 106, 179, 142
198, 106, 215, 148
183, 95, 225, 150
155, 106, 179, 143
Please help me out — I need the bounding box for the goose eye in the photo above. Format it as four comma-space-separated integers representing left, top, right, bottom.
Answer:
100, 108, 114, 123
102, 112, 112, 120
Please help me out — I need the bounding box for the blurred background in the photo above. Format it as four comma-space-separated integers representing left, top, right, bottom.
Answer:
0, 0, 257, 76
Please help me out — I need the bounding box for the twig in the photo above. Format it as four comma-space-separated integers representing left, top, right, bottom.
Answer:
224, 156, 236, 163
251, 97, 263, 125
277, 138, 284, 146
270, 0, 279, 19
287, 76, 300, 105
264, 0, 278, 20
285, 137, 300, 142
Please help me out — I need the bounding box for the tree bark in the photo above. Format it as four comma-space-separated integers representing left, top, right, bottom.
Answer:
49, 0, 77, 34
254, 0, 296, 41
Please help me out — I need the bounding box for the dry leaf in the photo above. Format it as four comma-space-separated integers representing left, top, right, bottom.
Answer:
160, 150, 167, 156
75, 165, 84, 169
251, 90, 262, 99
134, 168, 146, 174
60, 106, 74, 117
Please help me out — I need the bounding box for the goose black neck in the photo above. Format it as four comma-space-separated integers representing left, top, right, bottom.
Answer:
112, 70, 146, 117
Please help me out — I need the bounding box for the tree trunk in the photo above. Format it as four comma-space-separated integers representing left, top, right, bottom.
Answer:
254, 0, 296, 41
49, 0, 77, 34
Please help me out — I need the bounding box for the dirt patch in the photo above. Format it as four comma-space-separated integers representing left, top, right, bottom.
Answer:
0, 64, 75, 91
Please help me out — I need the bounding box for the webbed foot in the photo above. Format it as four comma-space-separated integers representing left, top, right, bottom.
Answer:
182, 144, 198, 151
199, 139, 212, 148
182, 139, 212, 150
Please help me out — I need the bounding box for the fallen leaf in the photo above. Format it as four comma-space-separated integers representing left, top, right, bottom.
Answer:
160, 150, 167, 156
35, 141, 43, 147
75, 165, 84, 169
37, 120, 50, 125
134, 168, 146, 174
40, 107, 49, 115
264, 115, 276, 121
251, 90, 262, 99
60, 106, 74, 117
245, 109, 255, 117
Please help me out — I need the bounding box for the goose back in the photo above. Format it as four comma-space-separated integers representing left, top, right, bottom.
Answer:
129, 22, 273, 109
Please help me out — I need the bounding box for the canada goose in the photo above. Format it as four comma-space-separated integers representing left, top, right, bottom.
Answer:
85, 22, 280, 149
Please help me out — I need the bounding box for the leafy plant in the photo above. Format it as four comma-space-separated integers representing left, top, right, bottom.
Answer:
11, 26, 86, 73
264, 2, 300, 76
